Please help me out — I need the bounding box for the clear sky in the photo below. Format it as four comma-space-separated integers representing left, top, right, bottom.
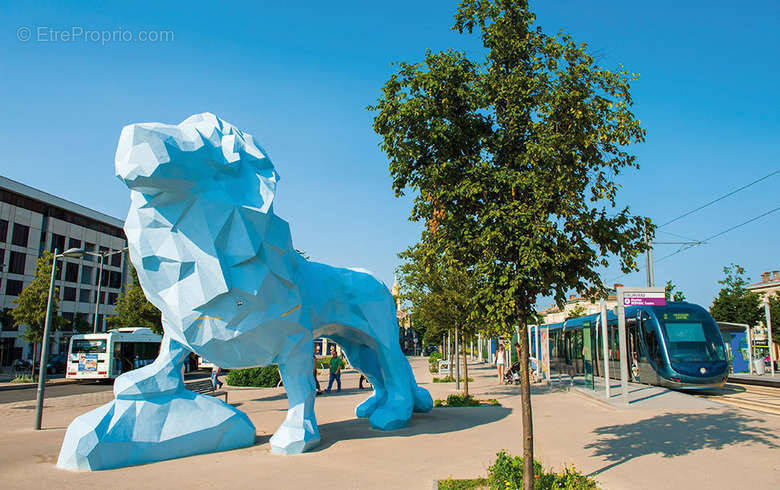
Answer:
1, 1, 778, 312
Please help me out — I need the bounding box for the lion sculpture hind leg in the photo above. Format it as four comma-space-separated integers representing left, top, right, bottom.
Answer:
304, 262, 433, 432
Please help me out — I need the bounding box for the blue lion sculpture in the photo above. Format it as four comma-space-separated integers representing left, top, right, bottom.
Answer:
57, 113, 432, 471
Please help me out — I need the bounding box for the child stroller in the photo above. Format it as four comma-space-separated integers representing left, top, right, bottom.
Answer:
504, 361, 522, 385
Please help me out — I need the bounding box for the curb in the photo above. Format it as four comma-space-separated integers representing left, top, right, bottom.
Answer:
0, 378, 80, 392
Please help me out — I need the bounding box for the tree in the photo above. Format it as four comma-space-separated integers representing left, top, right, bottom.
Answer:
709, 264, 762, 327
398, 244, 483, 396
665, 280, 686, 302
371, 2, 649, 487
566, 304, 587, 320
106, 266, 163, 335
767, 295, 780, 347
11, 251, 66, 380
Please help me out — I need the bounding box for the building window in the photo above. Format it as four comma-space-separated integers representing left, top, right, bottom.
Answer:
79, 289, 91, 303
108, 292, 118, 305
83, 242, 95, 262
62, 312, 74, 329
80, 265, 93, 285
12, 223, 29, 247
97, 269, 109, 287
63, 286, 77, 301
99, 246, 109, 255
68, 238, 82, 250
65, 262, 79, 282
0, 219, 7, 243
5, 279, 23, 296
50, 233, 65, 253
54, 261, 62, 280
0, 248, 5, 267
99, 291, 106, 304
109, 270, 122, 289
111, 251, 123, 267
8, 251, 25, 274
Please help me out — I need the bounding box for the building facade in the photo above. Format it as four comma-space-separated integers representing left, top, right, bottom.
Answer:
540, 285, 621, 324
0, 176, 129, 366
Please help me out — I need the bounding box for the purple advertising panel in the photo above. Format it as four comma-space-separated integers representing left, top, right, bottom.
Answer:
622, 293, 666, 306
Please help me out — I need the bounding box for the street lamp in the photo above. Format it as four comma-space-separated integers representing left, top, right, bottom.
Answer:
85, 247, 128, 334
35, 247, 85, 430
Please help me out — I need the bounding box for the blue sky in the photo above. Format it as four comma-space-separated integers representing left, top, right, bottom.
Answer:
1, 1, 778, 311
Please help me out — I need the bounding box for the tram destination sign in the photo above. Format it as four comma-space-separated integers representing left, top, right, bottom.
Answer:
622, 291, 666, 306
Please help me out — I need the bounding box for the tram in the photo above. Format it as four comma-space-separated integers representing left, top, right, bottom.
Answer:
543, 302, 729, 389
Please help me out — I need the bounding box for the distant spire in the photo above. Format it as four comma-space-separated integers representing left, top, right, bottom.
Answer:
391, 274, 400, 298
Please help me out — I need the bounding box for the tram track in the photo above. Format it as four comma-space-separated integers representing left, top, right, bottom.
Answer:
692, 383, 780, 416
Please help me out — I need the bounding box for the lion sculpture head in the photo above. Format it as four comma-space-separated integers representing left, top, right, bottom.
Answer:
115, 113, 303, 367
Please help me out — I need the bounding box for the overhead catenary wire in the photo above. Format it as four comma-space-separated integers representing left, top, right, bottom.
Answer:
608, 204, 780, 282
658, 168, 780, 228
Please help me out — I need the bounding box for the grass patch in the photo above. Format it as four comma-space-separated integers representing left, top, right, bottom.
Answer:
433, 376, 474, 383
434, 393, 500, 407
11, 375, 34, 383
438, 477, 488, 489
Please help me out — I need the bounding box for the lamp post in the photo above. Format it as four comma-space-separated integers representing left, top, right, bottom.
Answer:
35, 247, 85, 430
766, 297, 775, 377
87, 248, 128, 334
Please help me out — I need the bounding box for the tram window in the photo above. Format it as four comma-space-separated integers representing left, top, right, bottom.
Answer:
642, 319, 663, 365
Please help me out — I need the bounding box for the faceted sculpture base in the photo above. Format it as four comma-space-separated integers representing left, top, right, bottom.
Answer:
57, 390, 256, 471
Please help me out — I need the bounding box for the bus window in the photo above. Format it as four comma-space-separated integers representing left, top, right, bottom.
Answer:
72, 339, 106, 354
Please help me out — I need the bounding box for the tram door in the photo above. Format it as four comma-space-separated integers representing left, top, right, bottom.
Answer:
638, 311, 661, 385
626, 317, 641, 382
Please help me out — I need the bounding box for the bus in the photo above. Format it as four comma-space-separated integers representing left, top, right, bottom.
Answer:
66, 328, 162, 380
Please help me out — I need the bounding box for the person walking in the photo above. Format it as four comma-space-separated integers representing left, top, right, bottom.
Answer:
359, 373, 371, 389
495, 344, 506, 384
211, 365, 223, 390
325, 346, 344, 393
313, 346, 322, 395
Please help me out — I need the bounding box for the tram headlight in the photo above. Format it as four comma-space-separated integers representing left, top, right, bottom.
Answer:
699, 367, 706, 375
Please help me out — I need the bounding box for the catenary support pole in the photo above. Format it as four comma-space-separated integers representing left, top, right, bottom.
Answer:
746, 323, 754, 375
766, 298, 775, 376
617, 288, 629, 405
600, 300, 610, 399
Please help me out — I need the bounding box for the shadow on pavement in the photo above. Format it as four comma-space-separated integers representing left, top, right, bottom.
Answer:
309, 405, 511, 451
585, 411, 780, 476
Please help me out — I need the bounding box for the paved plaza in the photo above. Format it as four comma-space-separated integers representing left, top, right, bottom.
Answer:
0, 357, 778, 489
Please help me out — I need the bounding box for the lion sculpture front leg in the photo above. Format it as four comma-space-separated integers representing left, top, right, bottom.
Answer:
57, 332, 256, 471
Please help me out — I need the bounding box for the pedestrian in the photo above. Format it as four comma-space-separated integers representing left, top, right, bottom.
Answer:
495, 344, 506, 384
359, 373, 371, 389
325, 346, 343, 393
313, 345, 322, 395
211, 365, 223, 390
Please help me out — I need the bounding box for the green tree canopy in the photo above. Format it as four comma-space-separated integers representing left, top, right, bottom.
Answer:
709, 264, 762, 326
371, 2, 650, 486
106, 266, 163, 335
665, 280, 686, 302
11, 251, 66, 345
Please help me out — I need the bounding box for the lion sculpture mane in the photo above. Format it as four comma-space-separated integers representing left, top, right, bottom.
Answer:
57, 113, 432, 471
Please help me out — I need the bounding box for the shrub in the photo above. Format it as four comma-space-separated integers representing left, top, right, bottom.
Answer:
487, 450, 598, 489
11, 375, 33, 383
429, 350, 442, 363
225, 366, 280, 387
446, 393, 481, 407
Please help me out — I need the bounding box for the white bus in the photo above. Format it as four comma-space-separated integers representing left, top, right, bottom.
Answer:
66, 328, 162, 380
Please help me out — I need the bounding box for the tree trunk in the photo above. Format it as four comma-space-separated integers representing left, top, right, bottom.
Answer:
517, 312, 534, 490
463, 331, 469, 397
31, 342, 38, 382
448, 330, 454, 380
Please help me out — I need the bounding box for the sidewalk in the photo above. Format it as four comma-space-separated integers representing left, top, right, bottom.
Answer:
0, 357, 778, 489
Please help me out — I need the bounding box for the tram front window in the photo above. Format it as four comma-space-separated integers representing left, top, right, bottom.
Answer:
659, 317, 726, 363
